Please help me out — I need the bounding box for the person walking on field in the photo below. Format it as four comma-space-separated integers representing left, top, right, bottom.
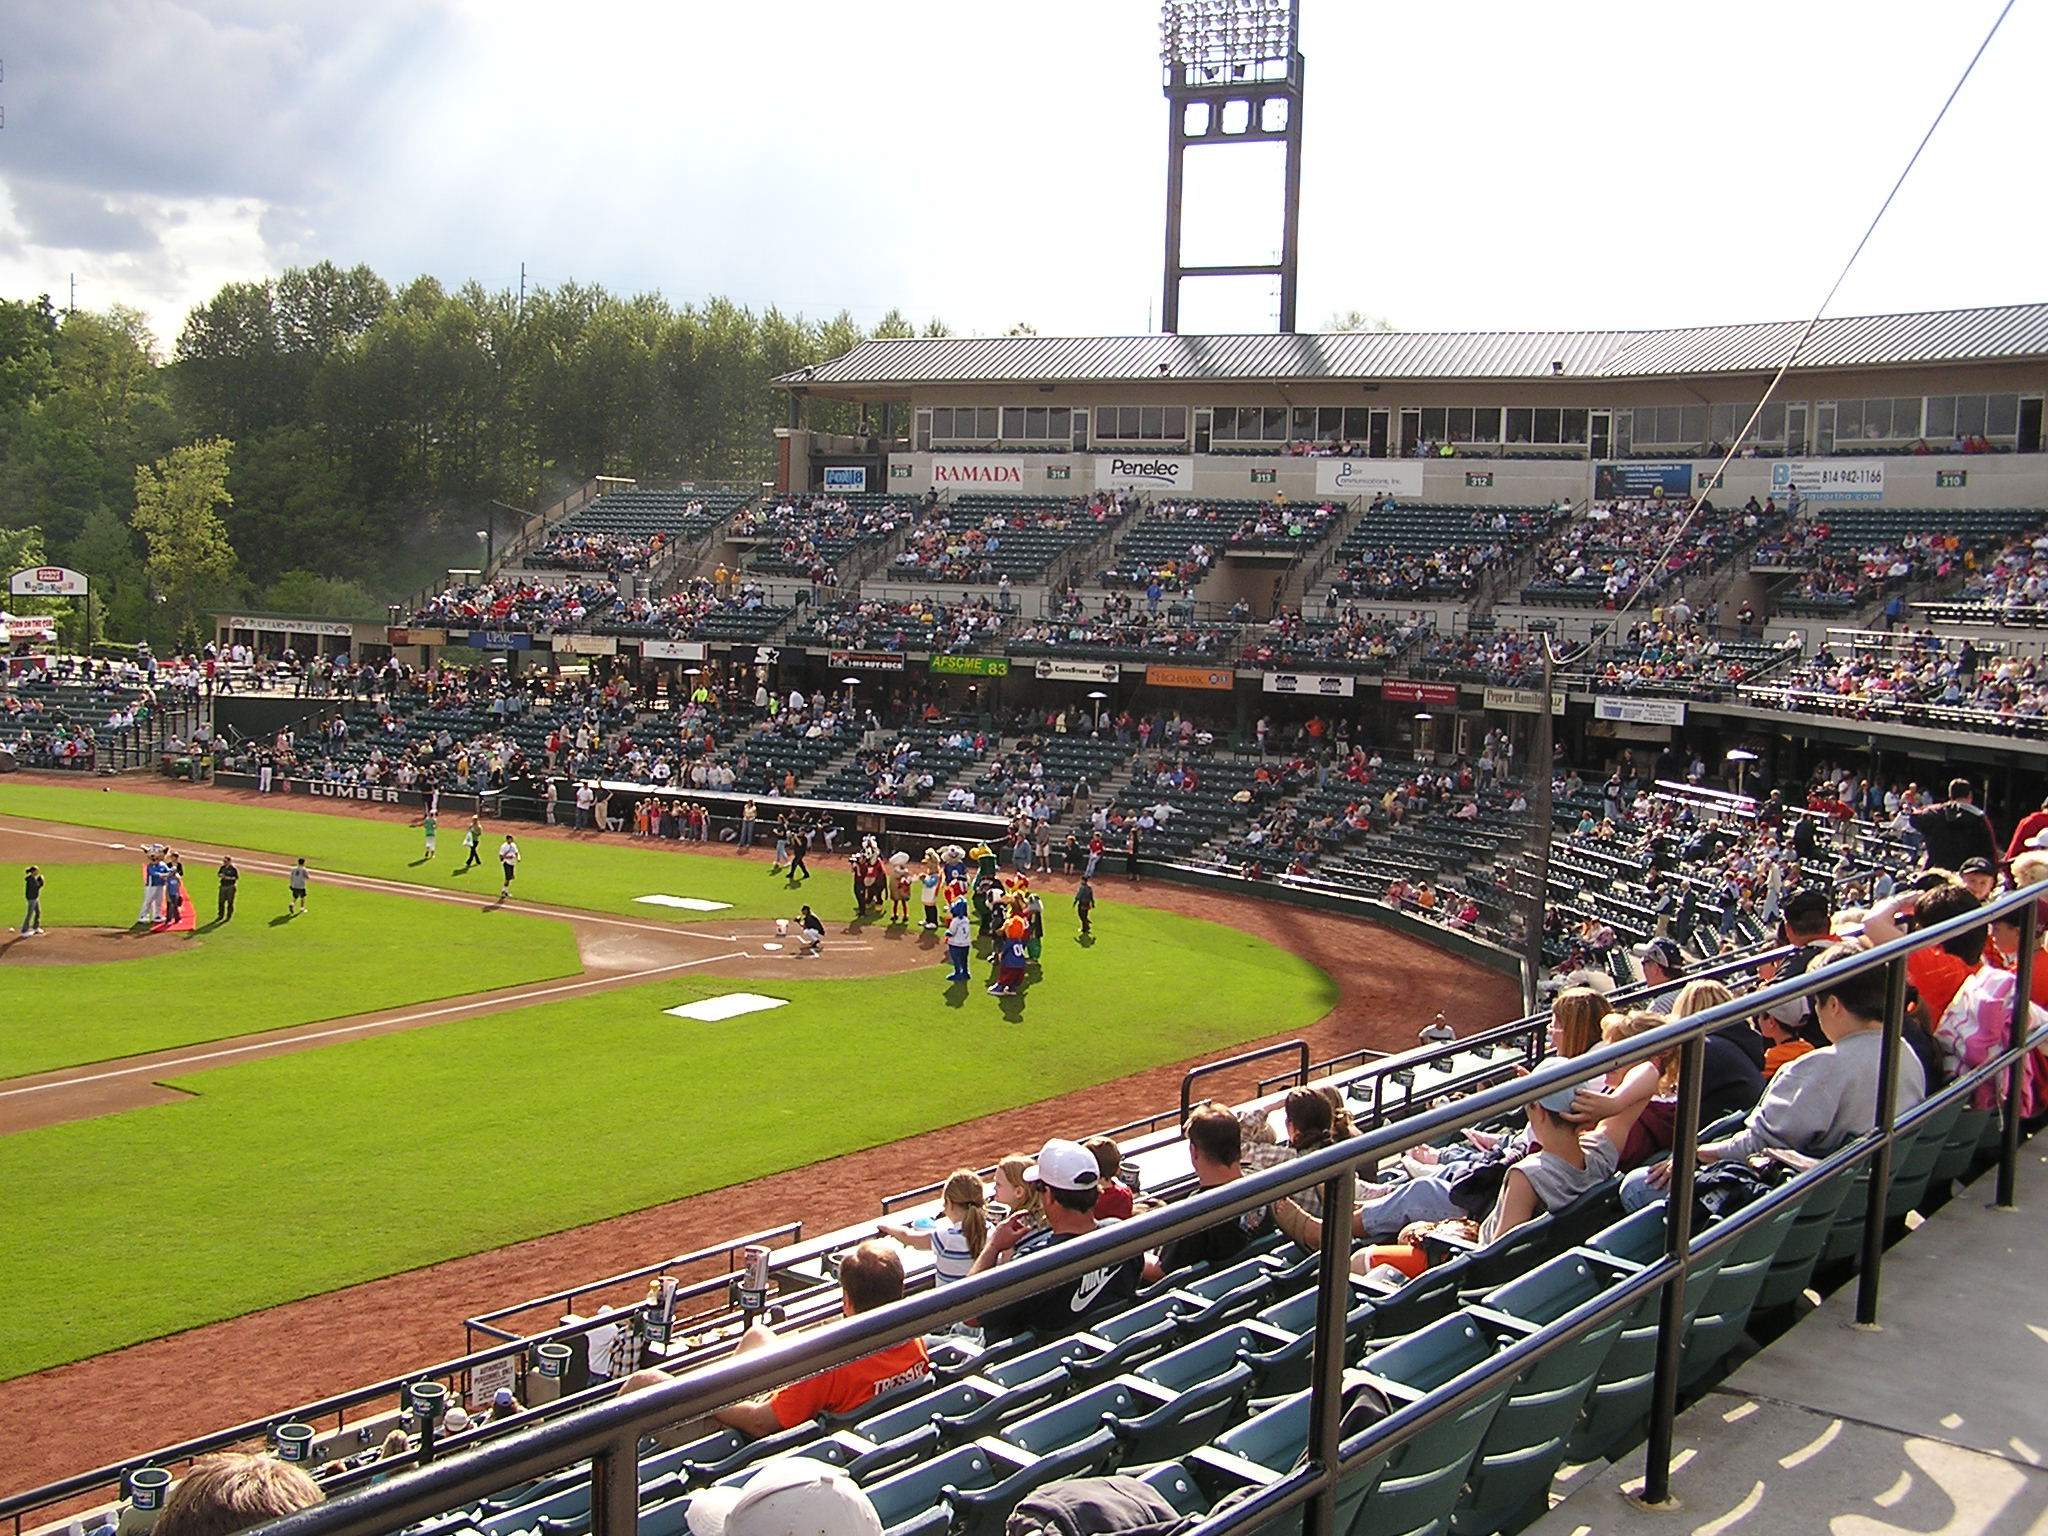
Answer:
287, 858, 309, 915
422, 810, 438, 859
461, 815, 483, 870
787, 825, 811, 883
216, 856, 238, 922
1073, 874, 1095, 937
21, 865, 44, 936
498, 834, 521, 899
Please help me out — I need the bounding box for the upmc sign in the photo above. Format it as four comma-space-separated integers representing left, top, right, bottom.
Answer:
931, 456, 1025, 490
1095, 455, 1193, 493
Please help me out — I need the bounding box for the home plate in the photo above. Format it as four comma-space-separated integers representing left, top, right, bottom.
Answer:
665, 993, 789, 1022
635, 895, 733, 912
761, 942, 784, 952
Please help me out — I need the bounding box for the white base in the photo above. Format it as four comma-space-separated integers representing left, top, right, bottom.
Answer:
664, 992, 790, 1022
634, 895, 734, 912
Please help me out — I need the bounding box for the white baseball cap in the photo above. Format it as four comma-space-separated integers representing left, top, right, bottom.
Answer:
1023, 1137, 1100, 1193
684, 1457, 882, 1536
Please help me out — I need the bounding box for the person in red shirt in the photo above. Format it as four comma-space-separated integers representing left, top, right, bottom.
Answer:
710, 1241, 929, 1436
1866, 879, 1983, 1030
2005, 797, 2048, 865
1084, 1136, 1136, 1220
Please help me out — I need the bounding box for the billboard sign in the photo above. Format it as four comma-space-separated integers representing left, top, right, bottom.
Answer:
1314, 460, 1424, 498
821, 466, 868, 492
1263, 671, 1356, 698
1095, 455, 1193, 493
1772, 459, 1884, 502
932, 456, 1025, 490
1594, 462, 1693, 500
9, 565, 90, 596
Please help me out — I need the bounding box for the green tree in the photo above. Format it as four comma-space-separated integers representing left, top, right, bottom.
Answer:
131, 438, 238, 644
68, 505, 147, 648
1323, 309, 1397, 332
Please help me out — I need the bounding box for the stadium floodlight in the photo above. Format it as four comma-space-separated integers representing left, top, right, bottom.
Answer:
1156, 0, 1305, 334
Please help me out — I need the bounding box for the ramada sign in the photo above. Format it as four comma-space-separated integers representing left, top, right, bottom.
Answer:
931, 457, 1024, 488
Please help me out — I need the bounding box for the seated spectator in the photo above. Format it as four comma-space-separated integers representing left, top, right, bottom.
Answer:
1476, 1083, 1621, 1243
879, 1169, 989, 1285
1142, 1101, 1270, 1281
1626, 942, 1928, 1207
152, 1455, 323, 1536
969, 1138, 1141, 1336
708, 1240, 931, 1436
1084, 1135, 1135, 1220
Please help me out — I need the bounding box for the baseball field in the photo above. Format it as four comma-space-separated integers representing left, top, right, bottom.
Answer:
1, 782, 1340, 1379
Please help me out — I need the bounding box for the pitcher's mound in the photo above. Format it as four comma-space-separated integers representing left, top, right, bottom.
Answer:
1, 927, 198, 965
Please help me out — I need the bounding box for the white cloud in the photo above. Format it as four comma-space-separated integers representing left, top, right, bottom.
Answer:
0, 0, 2039, 349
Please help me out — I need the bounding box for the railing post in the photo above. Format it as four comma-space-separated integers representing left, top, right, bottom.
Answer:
1302, 1166, 1356, 1536
1854, 956, 1910, 1325
1641, 1033, 1703, 1506
1997, 894, 2037, 1209
589, 1431, 639, 1536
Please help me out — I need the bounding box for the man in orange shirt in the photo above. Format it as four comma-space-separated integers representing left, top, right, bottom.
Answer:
711, 1241, 929, 1436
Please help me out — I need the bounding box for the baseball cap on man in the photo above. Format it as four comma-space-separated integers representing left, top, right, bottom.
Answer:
1023, 1138, 1100, 1193
1959, 856, 1997, 876
1630, 938, 1683, 972
684, 1457, 882, 1536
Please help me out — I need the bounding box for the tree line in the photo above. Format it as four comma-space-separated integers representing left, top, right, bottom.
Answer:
0, 270, 940, 649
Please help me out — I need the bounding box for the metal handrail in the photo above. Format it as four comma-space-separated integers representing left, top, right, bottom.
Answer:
10, 892, 2035, 1536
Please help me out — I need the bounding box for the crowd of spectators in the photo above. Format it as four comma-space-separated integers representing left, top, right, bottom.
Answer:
528, 529, 669, 572
1954, 532, 2048, 611
1528, 495, 1787, 605
407, 576, 773, 640
787, 597, 1009, 655
1756, 631, 2048, 726
890, 493, 1122, 583
1241, 608, 1426, 670
1010, 613, 1231, 658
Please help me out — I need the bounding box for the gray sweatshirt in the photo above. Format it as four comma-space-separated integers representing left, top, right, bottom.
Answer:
1703, 1029, 1925, 1164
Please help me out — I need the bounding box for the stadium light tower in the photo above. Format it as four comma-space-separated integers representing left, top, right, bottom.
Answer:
1158, 0, 1305, 334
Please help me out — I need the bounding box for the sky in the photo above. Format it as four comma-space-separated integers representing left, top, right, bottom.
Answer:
0, 0, 2041, 356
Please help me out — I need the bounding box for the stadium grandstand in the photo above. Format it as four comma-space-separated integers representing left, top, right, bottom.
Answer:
8, 0, 2048, 1525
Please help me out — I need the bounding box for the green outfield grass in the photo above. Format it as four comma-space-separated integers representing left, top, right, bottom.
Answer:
0, 862, 583, 1078
4, 782, 864, 923
0, 903, 1337, 1378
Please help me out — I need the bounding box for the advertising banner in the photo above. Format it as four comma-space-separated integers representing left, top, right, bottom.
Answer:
551, 634, 619, 655
1482, 685, 1562, 715
5, 614, 59, 640
1382, 679, 1459, 706
830, 649, 906, 672
1034, 658, 1120, 683
9, 565, 89, 596
227, 615, 355, 637
932, 456, 1026, 490
641, 639, 708, 661
1145, 664, 1235, 691
1593, 695, 1687, 725
1095, 455, 1193, 493
1314, 460, 1425, 498
929, 653, 1010, 677
1771, 459, 1884, 502
213, 773, 482, 812
386, 627, 449, 646
469, 631, 533, 651
821, 465, 868, 492
1594, 462, 1694, 500
1263, 671, 1356, 698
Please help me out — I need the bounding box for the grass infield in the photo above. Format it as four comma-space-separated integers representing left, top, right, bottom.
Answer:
5, 783, 878, 922
0, 862, 583, 1078
0, 903, 1336, 1378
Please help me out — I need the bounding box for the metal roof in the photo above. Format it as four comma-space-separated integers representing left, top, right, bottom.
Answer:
777, 303, 2048, 391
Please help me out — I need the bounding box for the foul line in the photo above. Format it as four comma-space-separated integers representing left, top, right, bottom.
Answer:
0, 820, 747, 942
0, 950, 751, 1101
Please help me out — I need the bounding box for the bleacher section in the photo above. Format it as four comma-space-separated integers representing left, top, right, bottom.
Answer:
1761, 505, 2047, 616
1098, 500, 1343, 590
1333, 503, 1554, 600
890, 494, 1122, 583
736, 493, 925, 581
526, 490, 749, 570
